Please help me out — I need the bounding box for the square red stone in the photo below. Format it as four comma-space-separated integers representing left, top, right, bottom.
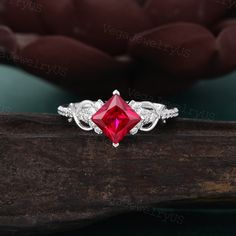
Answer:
92, 94, 141, 144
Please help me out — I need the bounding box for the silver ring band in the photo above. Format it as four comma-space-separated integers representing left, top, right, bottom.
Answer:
58, 90, 179, 147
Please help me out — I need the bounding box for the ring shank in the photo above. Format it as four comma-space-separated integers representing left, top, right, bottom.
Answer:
58, 102, 179, 121
161, 107, 179, 120
58, 105, 73, 118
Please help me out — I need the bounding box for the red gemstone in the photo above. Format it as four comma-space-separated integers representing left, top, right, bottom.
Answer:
92, 94, 141, 144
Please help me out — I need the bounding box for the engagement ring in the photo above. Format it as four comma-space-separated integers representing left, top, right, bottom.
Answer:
58, 90, 179, 147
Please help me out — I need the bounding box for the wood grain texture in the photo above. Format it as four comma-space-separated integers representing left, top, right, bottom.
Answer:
0, 113, 236, 235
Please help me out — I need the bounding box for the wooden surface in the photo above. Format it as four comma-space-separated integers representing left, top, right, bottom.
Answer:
0, 113, 236, 235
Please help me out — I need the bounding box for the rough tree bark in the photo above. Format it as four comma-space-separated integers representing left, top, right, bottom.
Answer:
0, 113, 236, 235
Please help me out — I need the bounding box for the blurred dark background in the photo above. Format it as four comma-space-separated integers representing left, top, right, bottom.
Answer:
0, 0, 236, 235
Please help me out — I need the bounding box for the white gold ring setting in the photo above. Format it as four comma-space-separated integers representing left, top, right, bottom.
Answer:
58, 90, 179, 147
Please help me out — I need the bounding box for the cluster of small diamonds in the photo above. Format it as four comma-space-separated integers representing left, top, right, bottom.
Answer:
73, 100, 104, 133
161, 108, 179, 120
75, 100, 103, 123
58, 106, 73, 118
129, 101, 162, 134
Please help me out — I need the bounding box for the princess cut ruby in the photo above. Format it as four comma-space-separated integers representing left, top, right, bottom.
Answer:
92, 94, 141, 144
